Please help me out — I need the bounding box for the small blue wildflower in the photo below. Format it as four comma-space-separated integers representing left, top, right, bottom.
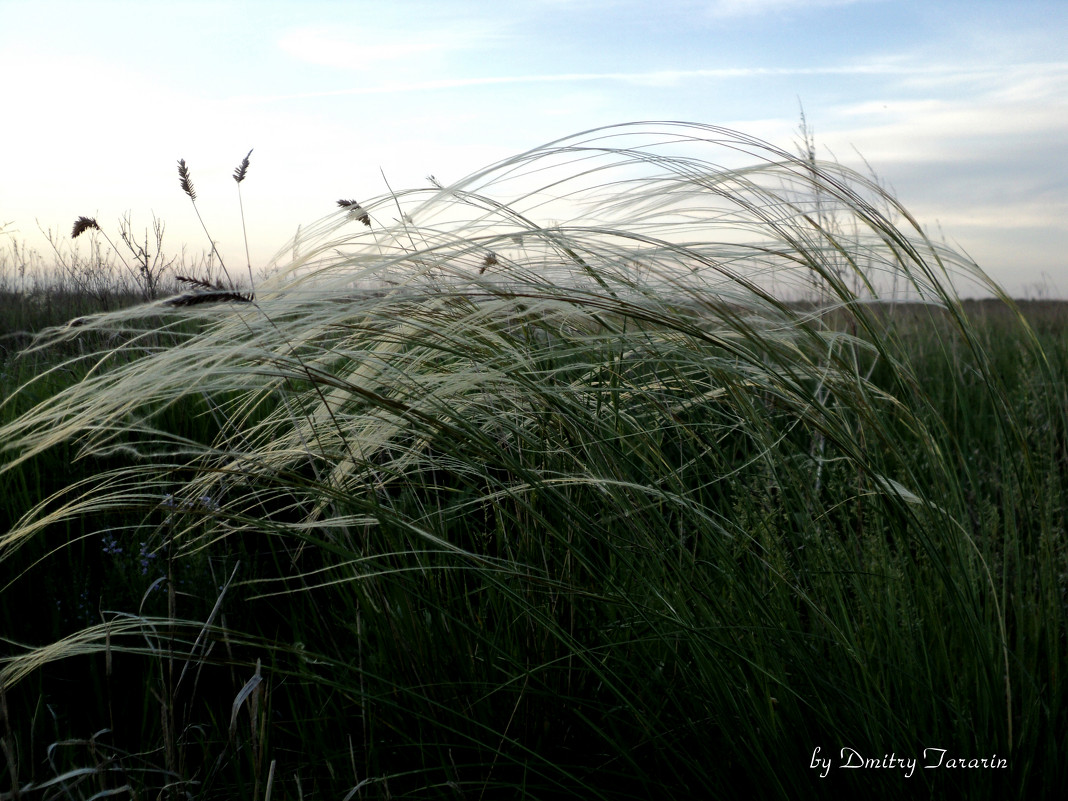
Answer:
101, 532, 123, 556
139, 542, 158, 576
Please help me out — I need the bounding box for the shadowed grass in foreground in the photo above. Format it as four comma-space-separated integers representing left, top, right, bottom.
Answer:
1, 122, 1065, 799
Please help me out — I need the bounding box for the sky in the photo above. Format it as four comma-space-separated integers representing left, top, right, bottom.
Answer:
1, 0, 1066, 297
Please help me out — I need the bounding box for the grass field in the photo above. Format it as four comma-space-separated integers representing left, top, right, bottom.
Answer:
1, 123, 1066, 800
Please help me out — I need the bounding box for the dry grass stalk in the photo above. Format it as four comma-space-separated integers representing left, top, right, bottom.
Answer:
176, 158, 238, 289
233, 149, 255, 290
69, 215, 135, 280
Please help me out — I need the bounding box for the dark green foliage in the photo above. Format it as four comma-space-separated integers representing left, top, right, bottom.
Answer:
1, 297, 1063, 800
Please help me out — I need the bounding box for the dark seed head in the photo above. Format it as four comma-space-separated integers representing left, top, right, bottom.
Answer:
178, 159, 196, 201
338, 199, 371, 227
233, 149, 253, 183
72, 216, 100, 239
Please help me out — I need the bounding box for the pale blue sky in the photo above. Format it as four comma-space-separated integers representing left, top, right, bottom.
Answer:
2, 0, 1065, 296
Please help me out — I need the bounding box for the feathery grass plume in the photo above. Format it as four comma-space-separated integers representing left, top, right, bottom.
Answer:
0, 122, 1062, 798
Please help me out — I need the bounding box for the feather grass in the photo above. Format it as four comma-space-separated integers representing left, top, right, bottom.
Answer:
0, 122, 1062, 799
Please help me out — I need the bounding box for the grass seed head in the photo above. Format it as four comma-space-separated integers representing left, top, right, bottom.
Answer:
233, 149, 253, 184
168, 274, 252, 305
178, 159, 196, 201
480, 252, 499, 274
176, 274, 224, 291
337, 199, 371, 226
71, 216, 100, 239
165, 289, 254, 307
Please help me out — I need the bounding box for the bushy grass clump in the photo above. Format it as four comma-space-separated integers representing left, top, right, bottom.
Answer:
1, 122, 1065, 799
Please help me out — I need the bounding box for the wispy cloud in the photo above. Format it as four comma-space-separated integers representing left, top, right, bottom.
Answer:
705, 0, 880, 18
231, 61, 946, 103
830, 61, 1068, 158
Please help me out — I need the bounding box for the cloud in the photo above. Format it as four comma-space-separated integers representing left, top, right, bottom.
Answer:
230, 61, 930, 104
705, 0, 878, 18
827, 61, 1068, 163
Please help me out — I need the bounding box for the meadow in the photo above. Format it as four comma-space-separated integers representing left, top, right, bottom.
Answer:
1, 122, 1066, 799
